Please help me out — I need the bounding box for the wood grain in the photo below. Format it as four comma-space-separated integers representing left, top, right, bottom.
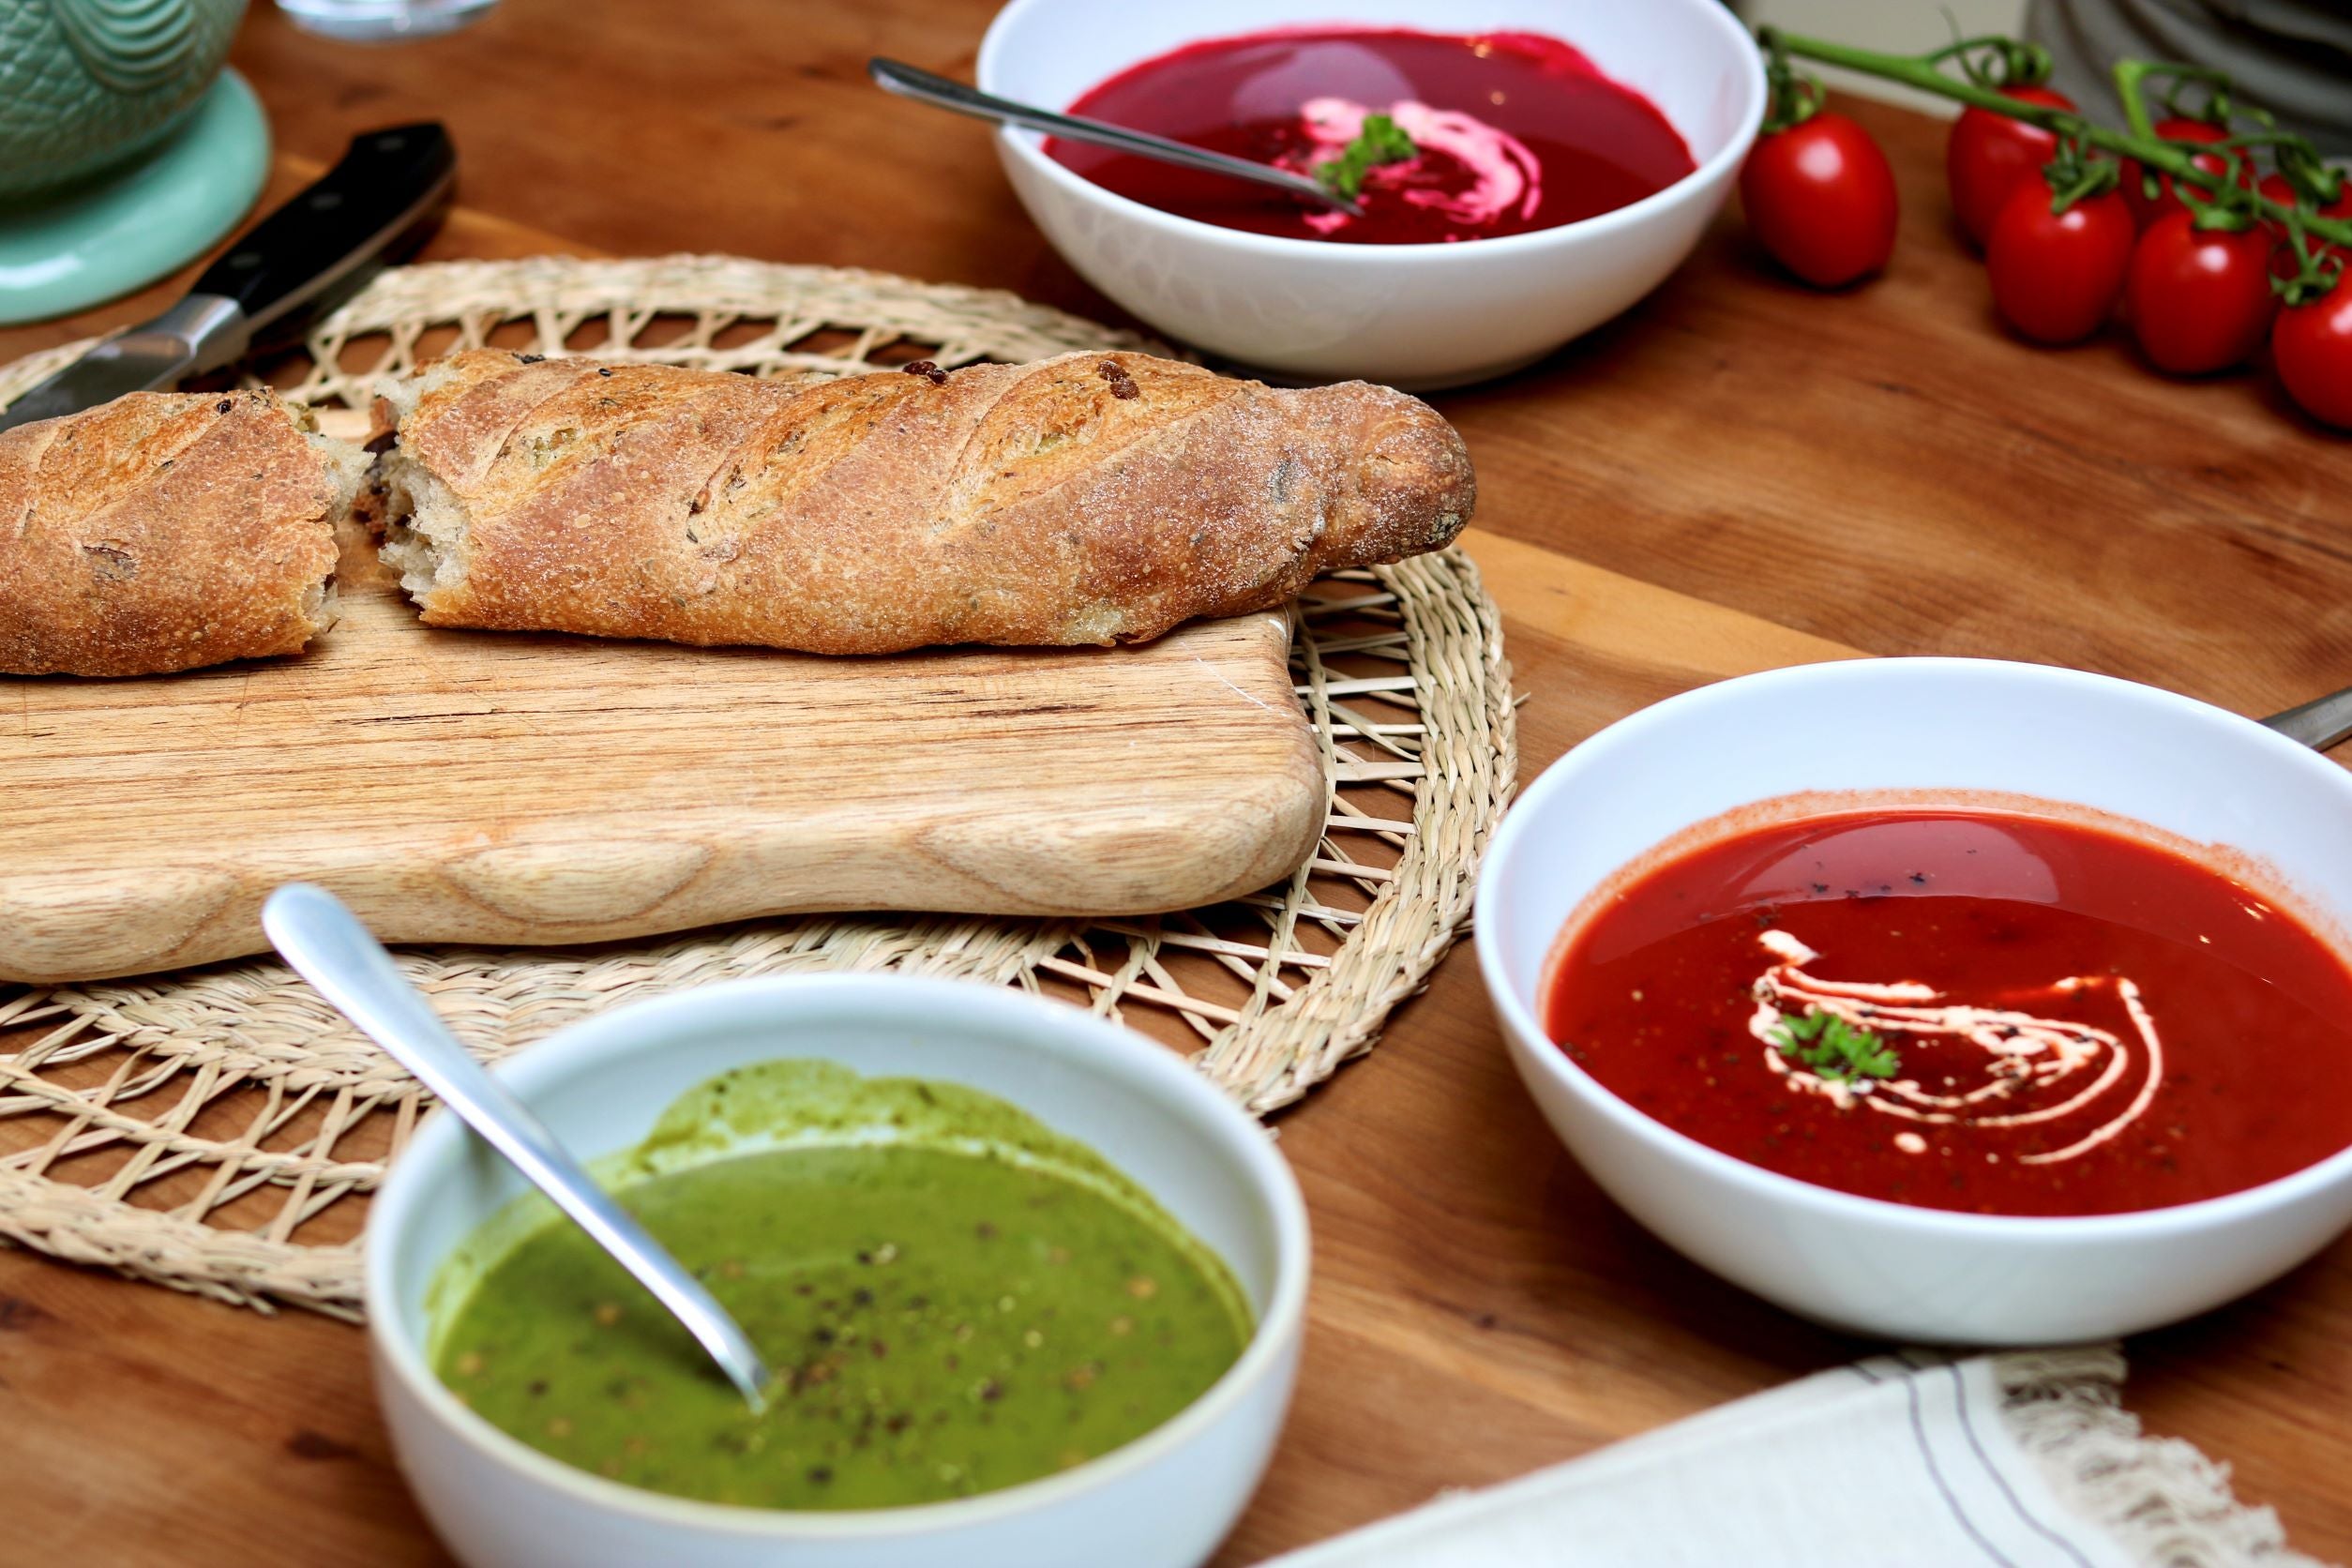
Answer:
207, 0, 2352, 717
0, 526, 1321, 982
1, 4, 2349, 1563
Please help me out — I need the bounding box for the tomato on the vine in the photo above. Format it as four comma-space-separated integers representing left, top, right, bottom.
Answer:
2258, 173, 2352, 225
1946, 84, 2075, 249
2123, 213, 2278, 374
1741, 111, 1900, 288
1987, 175, 2137, 343
2120, 117, 2239, 229
2258, 172, 2351, 275
2274, 280, 2352, 430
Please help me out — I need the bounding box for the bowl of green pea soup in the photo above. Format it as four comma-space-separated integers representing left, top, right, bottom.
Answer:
365, 975, 1309, 1568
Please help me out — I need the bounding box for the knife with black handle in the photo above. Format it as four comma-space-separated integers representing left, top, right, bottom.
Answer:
0, 123, 456, 434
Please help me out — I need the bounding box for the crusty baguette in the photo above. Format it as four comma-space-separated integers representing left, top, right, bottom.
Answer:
373, 349, 1473, 655
0, 389, 365, 677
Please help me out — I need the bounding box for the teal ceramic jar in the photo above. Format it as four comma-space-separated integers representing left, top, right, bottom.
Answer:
0, 0, 249, 201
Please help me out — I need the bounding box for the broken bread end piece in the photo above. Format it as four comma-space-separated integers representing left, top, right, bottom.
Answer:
0, 388, 364, 677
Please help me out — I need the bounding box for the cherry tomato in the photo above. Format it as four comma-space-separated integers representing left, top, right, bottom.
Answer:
1986, 175, 2137, 343
2259, 172, 2352, 276
2258, 172, 2352, 225
2121, 118, 2239, 229
1946, 84, 2075, 249
2123, 213, 2278, 373
1741, 112, 1900, 288
2274, 280, 2352, 430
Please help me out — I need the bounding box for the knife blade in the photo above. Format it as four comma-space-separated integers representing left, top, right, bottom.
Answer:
0, 122, 457, 434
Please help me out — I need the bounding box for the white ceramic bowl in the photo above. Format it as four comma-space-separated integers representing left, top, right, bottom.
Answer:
976, 0, 1766, 389
1475, 657, 2352, 1344
367, 975, 1309, 1568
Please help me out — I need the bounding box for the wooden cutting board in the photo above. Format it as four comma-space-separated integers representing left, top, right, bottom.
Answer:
0, 524, 1324, 984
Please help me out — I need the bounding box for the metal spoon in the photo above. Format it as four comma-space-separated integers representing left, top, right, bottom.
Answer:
2264, 685, 2352, 752
261, 883, 774, 1412
867, 57, 1364, 218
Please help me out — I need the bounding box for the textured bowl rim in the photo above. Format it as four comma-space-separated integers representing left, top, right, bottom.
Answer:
974, 0, 1769, 263
365, 973, 1312, 1542
1475, 655, 2352, 1243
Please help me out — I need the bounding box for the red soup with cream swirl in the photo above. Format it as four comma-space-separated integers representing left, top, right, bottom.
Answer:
1541, 805, 2352, 1217
1047, 27, 1696, 245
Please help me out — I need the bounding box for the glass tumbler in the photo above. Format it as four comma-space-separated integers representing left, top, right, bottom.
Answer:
274, 0, 497, 42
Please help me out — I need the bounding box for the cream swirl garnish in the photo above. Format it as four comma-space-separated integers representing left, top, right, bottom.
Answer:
1749, 928, 2164, 1167
1295, 98, 1542, 234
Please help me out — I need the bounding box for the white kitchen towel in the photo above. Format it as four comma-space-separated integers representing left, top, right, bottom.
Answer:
1273, 1346, 2323, 1568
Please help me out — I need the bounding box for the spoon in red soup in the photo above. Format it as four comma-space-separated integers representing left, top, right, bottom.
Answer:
867, 57, 1363, 216
1040, 26, 1697, 248
2263, 680, 2352, 751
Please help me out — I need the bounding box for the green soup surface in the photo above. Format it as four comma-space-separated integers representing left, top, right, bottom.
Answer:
430, 1061, 1252, 1511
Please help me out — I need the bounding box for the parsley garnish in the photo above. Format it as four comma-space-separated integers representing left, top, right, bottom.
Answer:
1769, 1009, 1901, 1085
1313, 113, 1418, 202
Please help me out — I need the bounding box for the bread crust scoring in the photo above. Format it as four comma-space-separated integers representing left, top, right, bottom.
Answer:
376, 349, 1474, 655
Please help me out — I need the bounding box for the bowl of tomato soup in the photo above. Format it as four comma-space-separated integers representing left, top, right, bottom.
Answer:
1474, 657, 2352, 1343
975, 0, 1766, 387
367, 976, 1308, 1568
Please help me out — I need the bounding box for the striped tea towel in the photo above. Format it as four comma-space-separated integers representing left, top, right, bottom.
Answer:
1272, 1347, 2323, 1568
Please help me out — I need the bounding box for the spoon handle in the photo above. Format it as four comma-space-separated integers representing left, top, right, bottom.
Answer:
867, 57, 1363, 217
2262, 685, 2352, 752
262, 883, 772, 1411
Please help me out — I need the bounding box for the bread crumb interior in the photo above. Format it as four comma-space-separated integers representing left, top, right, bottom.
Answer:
370, 363, 473, 609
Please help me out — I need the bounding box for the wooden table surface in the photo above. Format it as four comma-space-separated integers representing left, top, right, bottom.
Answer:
5, 3, 2350, 1562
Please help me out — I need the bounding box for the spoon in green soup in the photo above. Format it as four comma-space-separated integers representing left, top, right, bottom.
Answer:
262, 882, 776, 1413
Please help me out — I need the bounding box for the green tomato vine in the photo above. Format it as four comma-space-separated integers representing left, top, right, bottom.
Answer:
1755, 27, 2349, 301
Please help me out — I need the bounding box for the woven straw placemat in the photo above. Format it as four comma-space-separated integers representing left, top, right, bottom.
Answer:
0, 255, 1516, 1318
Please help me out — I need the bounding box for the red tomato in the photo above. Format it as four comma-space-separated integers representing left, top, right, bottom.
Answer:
1741, 112, 1900, 288
2121, 118, 2238, 229
2258, 172, 2352, 277
2123, 213, 2278, 373
1946, 85, 2075, 249
1986, 175, 2137, 343
2274, 281, 2352, 430
2258, 172, 2352, 225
